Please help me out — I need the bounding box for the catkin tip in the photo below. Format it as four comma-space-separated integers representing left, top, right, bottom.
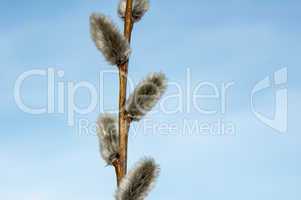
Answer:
126, 72, 167, 121
96, 114, 119, 165
90, 13, 131, 66
118, 0, 150, 22
116, 158, 160, 200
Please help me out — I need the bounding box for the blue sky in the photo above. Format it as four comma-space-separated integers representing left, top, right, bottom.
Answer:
1, 0, 300, 199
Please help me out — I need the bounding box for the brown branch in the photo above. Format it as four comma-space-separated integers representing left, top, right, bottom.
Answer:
114, 0, 134, 185
112, 159, 122, 185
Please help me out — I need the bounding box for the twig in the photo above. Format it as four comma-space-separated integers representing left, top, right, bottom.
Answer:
112, 159, 122, 185
115, 0, 134, 185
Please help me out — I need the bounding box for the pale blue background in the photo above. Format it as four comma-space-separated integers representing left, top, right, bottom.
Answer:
1, 0, 300, 199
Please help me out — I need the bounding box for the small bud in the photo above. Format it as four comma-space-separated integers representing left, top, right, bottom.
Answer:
118, 0, 150, 22
90, 13, 131, 65
126, 72, 167, 121
116, 158, 160, 200
96, 114, 119, 165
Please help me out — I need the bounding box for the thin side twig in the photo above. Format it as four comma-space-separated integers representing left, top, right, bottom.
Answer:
113, 159, 122, 185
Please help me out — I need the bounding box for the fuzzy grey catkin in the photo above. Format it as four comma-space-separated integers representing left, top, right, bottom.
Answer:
96, 114, 119, 165
118, 0, 150, 22
126, 72, 167, 121
90, 13, 131, 65
116, 158, 160, 200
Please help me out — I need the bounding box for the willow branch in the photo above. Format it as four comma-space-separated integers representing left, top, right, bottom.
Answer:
116, 0, 134, 185
112, 159, 122, 185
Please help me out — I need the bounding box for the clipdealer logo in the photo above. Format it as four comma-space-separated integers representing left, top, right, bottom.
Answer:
251, 68, 288, 133
13, 67, 288, 135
